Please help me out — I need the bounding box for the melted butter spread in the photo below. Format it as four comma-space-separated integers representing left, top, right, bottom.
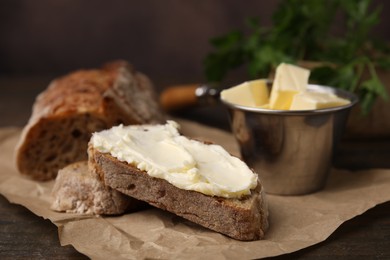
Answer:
91, 121, 258, 198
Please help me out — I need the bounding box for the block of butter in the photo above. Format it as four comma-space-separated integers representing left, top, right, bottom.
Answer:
221, 63, 350, 110
290, 91, 351, 110
269, 63, 310, 110
220, 79, 269, 107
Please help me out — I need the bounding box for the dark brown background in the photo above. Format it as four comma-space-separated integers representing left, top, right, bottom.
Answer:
1, 0, 389, 87
0, 1, 275, 84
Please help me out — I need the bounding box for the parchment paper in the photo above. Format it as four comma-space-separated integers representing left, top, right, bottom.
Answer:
1, 120, 390, 259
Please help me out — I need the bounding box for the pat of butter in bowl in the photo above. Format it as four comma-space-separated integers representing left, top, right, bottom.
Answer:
221, 63, 350, 110
91, 121, 258, 198
219, 79, 270, 107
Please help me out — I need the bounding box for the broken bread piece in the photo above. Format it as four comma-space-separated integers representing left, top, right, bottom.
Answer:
15, 60, 165, 181
88, 121, 269, 240
51, 161, 141, 215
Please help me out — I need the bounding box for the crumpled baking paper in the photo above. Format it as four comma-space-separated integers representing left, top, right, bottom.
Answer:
1, 120, 390, 259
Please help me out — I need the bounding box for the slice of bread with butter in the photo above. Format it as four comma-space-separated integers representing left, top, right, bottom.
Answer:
88, 121, 269, 240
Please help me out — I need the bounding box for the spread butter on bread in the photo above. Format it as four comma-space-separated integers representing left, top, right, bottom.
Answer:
88, 121, 269, 240
15, 61, 165, 181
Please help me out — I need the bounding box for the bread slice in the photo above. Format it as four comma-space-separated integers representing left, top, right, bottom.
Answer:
88, 145, 269, 241
51, 161, 142, 215
15, 61, 165, 181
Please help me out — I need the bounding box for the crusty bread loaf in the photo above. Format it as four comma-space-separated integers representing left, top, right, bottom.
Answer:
15, 61, 165, 181
88, 145, 269, 241
51, 161, 142, 215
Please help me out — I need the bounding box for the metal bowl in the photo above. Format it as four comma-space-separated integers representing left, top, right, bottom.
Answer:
221, 82, 358, 195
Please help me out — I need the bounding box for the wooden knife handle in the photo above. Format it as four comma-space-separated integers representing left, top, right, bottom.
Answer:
159, 84, 199, 112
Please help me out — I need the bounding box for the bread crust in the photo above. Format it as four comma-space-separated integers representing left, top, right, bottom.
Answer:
88, 144, 269, 241
15, 61, 165, 181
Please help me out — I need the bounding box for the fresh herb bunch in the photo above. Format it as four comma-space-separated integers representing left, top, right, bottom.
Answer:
204, 0, 390, 114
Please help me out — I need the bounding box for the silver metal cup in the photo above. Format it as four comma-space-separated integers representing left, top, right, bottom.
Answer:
221, 83, 358, 195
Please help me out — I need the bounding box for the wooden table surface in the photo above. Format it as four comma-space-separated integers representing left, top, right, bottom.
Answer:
1, 76, 390, 259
